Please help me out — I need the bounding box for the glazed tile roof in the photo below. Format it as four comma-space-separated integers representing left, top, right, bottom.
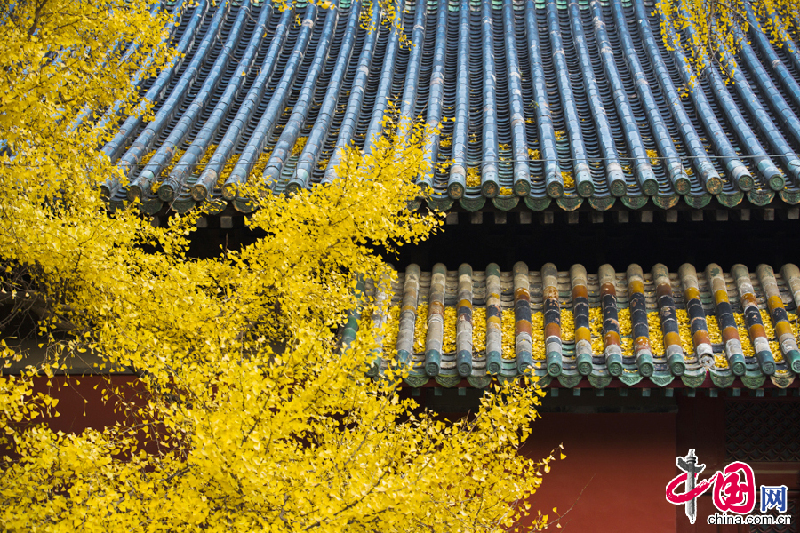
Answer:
349, 262, 800, 389
102, 0, 800, 214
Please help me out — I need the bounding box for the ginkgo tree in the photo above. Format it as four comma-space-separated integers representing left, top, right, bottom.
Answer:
0, 0, 555, 531
3, 0, 795, 529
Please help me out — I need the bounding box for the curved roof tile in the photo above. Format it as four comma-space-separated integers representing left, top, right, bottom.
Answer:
352, 262, 800, 390
102, 0, 800, 214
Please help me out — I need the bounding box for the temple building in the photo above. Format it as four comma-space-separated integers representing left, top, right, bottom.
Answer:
52, 0, 800, 529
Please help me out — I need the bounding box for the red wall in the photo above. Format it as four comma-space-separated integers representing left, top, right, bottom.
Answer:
23, 378, 800, 532
518, 412, 677, 532
30, 375, 144, 434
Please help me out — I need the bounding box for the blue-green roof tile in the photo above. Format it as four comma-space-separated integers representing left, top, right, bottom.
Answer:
101, 0, 800, 214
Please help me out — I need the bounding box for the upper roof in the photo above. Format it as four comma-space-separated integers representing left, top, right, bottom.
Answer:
102, 0, 800, 215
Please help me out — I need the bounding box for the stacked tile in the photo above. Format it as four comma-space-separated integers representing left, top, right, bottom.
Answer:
733, 265, 776, 375
418, 0, 447, 190
92, 0, 191, 149
570, 265, 593, 377
424, 264, 446, 377
706, 264, 747, 377
626, 265, 654, 377
567, 0, 626, 199
289, 0, 364, 191
130, 1, 250, 201
541, 263, 562, 377
745, 4, 800, 156
678, 264, 714, 369
589, 0, 657, 196
395, 265, 420, 368
361, 0, 403, 158
513, 263, 534, 375
447, 0, 470, 199
222, 5, 321, 202
484, 264, 503, 375
456, 265, 474, 377
543, 0, 590, 198
678, 5, 784, 198
322, 0, 381, 184
611, 0, 692, 195
782, 265, 800, 317
652, 264, 686, 377
759, 265, 800, 373
502, 0, 532, 196
260, 7, 340, 189
361, 263, 798, 389
598, 265, 623, 377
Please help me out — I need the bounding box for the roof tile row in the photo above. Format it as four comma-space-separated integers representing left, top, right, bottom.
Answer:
101, 0, 800, 214
348, 262, 800, 390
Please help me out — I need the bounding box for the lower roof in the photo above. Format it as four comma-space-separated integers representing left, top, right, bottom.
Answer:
354, 262, 800, 390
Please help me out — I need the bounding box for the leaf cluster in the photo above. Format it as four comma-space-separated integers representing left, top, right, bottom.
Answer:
0, 2, 556, 531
